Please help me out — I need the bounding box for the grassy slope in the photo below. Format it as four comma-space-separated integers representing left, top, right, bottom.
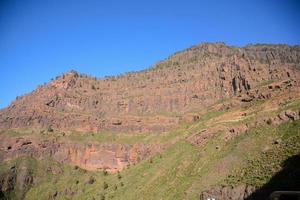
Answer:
224, 121, 300, 188
0, 120, 298, 200
1, 97, 300, 200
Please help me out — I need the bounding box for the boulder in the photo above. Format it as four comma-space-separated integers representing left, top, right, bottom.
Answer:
201, 184, 257, 200
181, 113, 200, 123
84, 176, 95, 185
284, 110, 299, 121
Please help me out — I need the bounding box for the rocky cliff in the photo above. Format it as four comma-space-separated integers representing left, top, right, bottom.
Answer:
1, 43, 300, 133
0, 135, 163, 172
1, 42, 300, 200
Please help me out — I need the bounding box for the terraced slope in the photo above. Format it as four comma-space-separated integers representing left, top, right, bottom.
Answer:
1, 43, 300, 133
0, 43, 300, 200
1, 77, 300, 199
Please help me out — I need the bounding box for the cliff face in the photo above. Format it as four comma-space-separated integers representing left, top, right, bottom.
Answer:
0, 135, 164, 172
0, 43, 300, 134
1, 42, 300, 199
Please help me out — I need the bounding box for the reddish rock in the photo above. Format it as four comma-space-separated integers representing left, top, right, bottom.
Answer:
0, 43, 299, 133
284, 110, 299, 121
0, 135, 164, 173
181, 113, 200, 123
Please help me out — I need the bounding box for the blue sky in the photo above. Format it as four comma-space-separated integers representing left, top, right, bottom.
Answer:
0, 0, 300, 108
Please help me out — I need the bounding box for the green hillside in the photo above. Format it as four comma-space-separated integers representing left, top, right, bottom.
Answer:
1, 97, 299, 200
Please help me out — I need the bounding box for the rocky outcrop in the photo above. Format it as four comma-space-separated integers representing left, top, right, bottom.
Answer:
0, 161, 34, 200
0, 43, 299, 133
0, 136, 164, 172
238, 79, 297, 103
187, 126, 224, 147
200, 184, 263, 200
187, 77, 300, 148
188, 108, 300, 148
278, 110, 300, 121
181, 113, 200, 123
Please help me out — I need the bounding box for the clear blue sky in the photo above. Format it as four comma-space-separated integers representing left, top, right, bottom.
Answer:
0, 0, 300, 108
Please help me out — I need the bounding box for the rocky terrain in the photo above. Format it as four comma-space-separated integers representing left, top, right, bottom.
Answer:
0, 135, 164, 172
0, 42, 300, 200
1, 43, 299, 133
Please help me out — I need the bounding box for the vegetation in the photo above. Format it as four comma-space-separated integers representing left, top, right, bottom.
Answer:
1, 90, 299, 200
224, 121, 300, 187
0, 119, 299, 200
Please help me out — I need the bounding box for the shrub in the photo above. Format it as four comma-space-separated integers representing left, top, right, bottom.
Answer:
48, 126, 54, 132
117, 172, 122, 179
100, 194, 105, 200
103, 181, 108, 190
103, 170, 108, 176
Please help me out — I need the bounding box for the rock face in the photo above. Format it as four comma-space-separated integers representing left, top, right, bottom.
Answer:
188, 108, 300, 148
187, 76, 300, 147
0, 135, 163, 172
0, 42, 299, 200
0, 160, 34, 200
0, 43, 300, 133
200, 185, 263, 200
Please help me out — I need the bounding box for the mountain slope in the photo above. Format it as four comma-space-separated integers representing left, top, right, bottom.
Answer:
0, 42, 300, 200
1, 97, 300, 200
1, 43, 300, 133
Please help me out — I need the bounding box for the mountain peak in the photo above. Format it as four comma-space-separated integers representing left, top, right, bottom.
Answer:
49, 70, 80, 89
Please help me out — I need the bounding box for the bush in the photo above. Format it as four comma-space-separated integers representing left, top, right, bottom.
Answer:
117, 172, 122, 179
103, 182, 108, 190
47, 126, 54, 132
103, 170, 108, 176
100, 194, 105, 200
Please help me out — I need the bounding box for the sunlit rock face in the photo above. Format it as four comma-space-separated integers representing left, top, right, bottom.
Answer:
0, 135, 164, 172
1, 43, 300, 133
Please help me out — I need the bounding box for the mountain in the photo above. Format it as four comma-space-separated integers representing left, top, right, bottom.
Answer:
1, 43, 300, 133
0, 42, 300, 200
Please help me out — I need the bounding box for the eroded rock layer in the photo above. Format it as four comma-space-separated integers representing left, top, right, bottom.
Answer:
1, 43, 300, 133
0, 135, 163, 172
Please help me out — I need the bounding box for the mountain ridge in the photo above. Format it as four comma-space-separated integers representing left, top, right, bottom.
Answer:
1, 42, 300, 200
1, 42, 300, 133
